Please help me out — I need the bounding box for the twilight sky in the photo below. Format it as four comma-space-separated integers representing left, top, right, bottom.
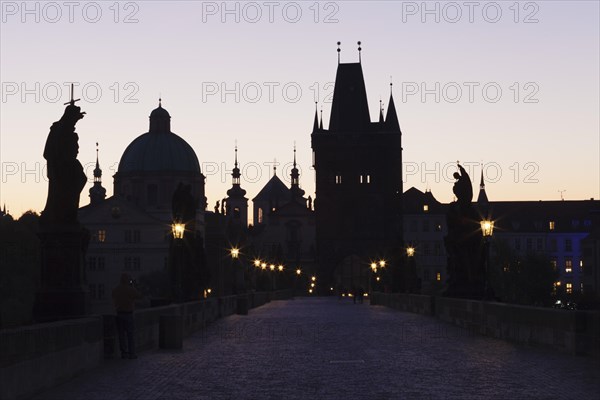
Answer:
1, 1, 599, 218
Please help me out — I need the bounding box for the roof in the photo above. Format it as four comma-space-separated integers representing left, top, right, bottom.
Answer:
252, 175, 290, 203
328, 63, 371, 132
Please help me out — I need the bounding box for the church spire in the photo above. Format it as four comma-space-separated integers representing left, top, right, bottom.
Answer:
290, 144, 305, 201
319, 106, 323, 130
385, 82, 401, 132
477, 167, 489, 205
312, 102, 319, 132
379, 98, 384, 124
89, 142, 106, 205
227, 143, 246, 199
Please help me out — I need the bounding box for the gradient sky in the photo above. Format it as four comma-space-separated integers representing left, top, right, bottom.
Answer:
1, 1, 599, 218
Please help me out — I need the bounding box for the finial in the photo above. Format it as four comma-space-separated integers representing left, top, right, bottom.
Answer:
337, 41, 341, 64
390, 77, 393, 94
273, 158, 277, 176
357, 41, 362, 63
293, 142, 297, 167
158, 96, 162, 108
234, 141, 238, 168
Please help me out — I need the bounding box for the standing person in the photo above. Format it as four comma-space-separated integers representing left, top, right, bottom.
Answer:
112, 273, 142, 359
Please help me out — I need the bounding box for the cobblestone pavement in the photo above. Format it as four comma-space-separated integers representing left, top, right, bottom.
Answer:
33, 298, 600, 400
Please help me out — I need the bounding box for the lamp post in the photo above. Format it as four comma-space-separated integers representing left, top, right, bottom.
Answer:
171, 220, 185, 303
480, 219, 494, 300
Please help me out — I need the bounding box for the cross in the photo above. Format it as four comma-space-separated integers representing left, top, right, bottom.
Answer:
63, 83, 81, 106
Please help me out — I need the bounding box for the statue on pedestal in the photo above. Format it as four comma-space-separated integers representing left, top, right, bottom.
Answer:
40, 85, 87, 226
444, 163, 485, 298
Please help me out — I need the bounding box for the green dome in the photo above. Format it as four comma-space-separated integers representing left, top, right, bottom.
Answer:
118, 131, 201, 174
118, 103, 201, 174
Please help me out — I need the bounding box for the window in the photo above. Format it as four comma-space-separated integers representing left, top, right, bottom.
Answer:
422, 219, 429, 232
98, 230, 106, 243
536, 238, 543, 251
434, 242, 441, 256
124, 257, 132, 270
566, 283, 573, 294
435, 222, 442, 232
571, 220, 580, 228
579, 260, 584, 273
549, 238, 557, 252
133, 230, 140, 243
580, 283, 584, 293
550, 259, 557, 270
88, 257, 97, 271
125, 230, 132, 243
565, 258, 572, 273
549, 221, 555, 230
565, 239, 572, 252
514, 238, 521, 251
98, 257, 105, 271
233, 207, 240, 218
423, 204, 429, 212
359, 174, 371, 184
258, 208, 264, 224
583, 220, 592, 227
526, 238, 533, 251
423, 269, 431, 282
335, 175, 342, 184
436, 272, 441, 281
423, 242, 430, 256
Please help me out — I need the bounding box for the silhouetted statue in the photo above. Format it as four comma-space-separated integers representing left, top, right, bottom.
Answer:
214, 200, 220, 214
40, 101, 87, 226
444, 163, 485, 299
453, 163, 473, 209
221, 198, 226, 215
307, 195, 313, 210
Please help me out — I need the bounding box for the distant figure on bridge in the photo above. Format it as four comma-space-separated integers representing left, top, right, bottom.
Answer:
113, 273, 143, 359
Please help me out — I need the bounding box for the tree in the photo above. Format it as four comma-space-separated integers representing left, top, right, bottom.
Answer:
491, 239, 558, 306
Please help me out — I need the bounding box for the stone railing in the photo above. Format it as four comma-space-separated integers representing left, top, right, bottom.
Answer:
371, 292, 600, 359
0, 289, 292, 400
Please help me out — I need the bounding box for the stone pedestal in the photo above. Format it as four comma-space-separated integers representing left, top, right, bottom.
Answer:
33, 226, 89, 321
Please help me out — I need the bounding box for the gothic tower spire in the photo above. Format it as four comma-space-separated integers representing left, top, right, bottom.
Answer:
89, 142, 107, 205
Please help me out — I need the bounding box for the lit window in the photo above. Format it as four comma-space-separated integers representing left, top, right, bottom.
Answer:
550, 259, 557, 270
566, 283, 572, 294
335, 175, 342, 184
549, 221, 555, 230
258, 208, 263, 224
423, 204, 429, 212
580, 283, 584, 293
436, 272, 441, 281
98, 229, 106, 243
565, 258, 572, 273
579, 260, 583, 272
367, 175, 371, 184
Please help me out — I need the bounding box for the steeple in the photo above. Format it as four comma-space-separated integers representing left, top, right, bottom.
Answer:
477, 169, 489, 205
379, 98, 384, 124
89, 142, 107, 205
312, 102, 319, 133
319, 106, 323, 130
226, 144, 248, 225
290, 144, 305, 201
385, 83, 401, 132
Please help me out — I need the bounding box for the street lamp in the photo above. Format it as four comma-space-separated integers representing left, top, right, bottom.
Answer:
296, 268, 301, 275
172, 221, 185, 239
406, 247, 415, 257
480, 219, 494, 300
171, 220, 186, 303
379, 260, 386, 268
230, 248, 240, 259
277, 265, 284, 272
254, 259, 261, 267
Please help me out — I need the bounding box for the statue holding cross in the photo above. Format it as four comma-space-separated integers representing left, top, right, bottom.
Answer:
40, 84, 88, 226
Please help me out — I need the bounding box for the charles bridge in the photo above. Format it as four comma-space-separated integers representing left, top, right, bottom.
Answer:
1, 292, 599, 400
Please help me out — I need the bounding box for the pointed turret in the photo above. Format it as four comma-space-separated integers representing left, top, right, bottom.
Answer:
385, 84, 401, 132
225, 144, 248, 225
379, 99, 384, 124
319, 107, 323, 130
477, 170, 489, 205
89, 143, 107, 205
312, 102, 319, 133
290, 145, 305, 202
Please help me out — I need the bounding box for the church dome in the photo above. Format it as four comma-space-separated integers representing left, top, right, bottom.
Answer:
117, 102, 201, 174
